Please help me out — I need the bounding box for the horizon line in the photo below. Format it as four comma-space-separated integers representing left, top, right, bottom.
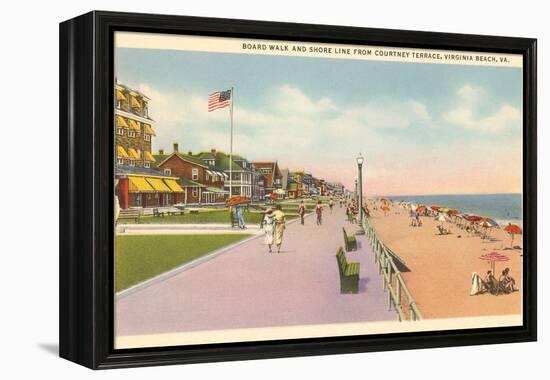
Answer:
369, 192, 522, 198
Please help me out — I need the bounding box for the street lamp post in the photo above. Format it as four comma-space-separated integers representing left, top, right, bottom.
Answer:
356, 153, 364, 232
354, 179, 358, 205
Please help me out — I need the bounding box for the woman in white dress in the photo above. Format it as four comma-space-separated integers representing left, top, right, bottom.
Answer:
262, 208, 275, 253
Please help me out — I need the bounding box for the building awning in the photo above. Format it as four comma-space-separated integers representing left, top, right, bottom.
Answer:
143, 123, 156, 135
116, 116, 129, 128
116, 89, 126, 101
222, 173, 229, 179
164, 179, 184, 193
206, 170, 214, 176
128, 148, 141, 160
204, 187, 230, 194
131, 97, 142, 109
117, 146, 129, 158
144, 151, 156, 162
128, 176, 154, 192
146, 177, 172, 192
128, 119, 140, 131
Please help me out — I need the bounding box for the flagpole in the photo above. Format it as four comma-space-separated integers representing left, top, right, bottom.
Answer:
229, 87, 234, 199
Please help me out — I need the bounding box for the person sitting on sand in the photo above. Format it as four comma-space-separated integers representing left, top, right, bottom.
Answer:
484, 270, 500, 295
499, 267, 517, 293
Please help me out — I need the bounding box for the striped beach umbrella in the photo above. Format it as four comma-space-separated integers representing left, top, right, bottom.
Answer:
479, 251, 510, 274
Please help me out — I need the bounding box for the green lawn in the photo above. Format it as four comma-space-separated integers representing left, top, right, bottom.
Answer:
120, 209, 297, 224
115, 234, 251, 292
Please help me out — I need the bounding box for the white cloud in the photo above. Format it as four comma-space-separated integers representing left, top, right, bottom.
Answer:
443, 85, 521, 133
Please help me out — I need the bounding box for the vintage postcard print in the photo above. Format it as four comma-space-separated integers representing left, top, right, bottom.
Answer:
113, 32, 523, 349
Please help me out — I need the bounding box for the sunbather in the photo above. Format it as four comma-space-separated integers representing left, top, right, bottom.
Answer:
499, 268, 517, 293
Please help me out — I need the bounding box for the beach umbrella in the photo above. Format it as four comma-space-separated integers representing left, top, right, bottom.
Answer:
464, 215, 482, 222
480, 218, 499, 228
416, 205, 427, 213
439, 207, 450, 213
447, 209, 460, 216
225, 195, 251, 206
431, 205, 441, 211
479, 251, 510, 274
504, 223, 523, 247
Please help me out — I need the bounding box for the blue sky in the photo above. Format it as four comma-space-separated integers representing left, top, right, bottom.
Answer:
115, 47, 523, 195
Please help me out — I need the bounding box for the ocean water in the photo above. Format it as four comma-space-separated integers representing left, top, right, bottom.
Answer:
384, 193, 522, 226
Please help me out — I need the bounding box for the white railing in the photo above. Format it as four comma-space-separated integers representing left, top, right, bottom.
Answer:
362, 212, 422, 321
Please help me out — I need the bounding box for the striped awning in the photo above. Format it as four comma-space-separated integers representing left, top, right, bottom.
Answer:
128, 119, 140, 131
144, 151, 156, 162
146, 178, 172, 192
116, 89, 126, 101
131, 97, 142, 109
116, 116, 129, 128
143, 123, 156, 135
128, 176, 154, 192
128, 148, 141, 160
164, 179, 184, 193
117, 146, 129, 158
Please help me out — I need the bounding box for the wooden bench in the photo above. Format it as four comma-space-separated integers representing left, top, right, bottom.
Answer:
343, 227, 357, 252
118, 208, 141, 223
336, 247, 360, 294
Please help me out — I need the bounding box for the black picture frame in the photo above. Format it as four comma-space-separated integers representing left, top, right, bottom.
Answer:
59, 10, 537, 369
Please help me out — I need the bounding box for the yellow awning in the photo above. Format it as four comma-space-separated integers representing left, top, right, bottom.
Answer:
131, 97, 142, 109
164, 179, 184, 193
146, 178, 172, 192
144, 151, 156, 162
117, 146, 129, 158
128, 148, 141, 160
116, 116, 129, 128
116, 89, 126, 101
143, 123, 156, 135
128, 176, 154, 192
128, 119, 140, 131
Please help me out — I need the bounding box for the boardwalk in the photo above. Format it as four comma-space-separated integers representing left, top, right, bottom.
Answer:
116, 204, 395, 337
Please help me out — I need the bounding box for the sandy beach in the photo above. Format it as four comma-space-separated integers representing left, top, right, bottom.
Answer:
368, 202, 522, 319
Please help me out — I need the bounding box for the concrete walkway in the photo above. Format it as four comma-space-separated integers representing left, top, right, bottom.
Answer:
116, 205, 395, 336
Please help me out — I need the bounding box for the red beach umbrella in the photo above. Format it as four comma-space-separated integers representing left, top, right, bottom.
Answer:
479, 251, 510, 274
225, 195, 251, 206
464, 215, 482, 222
504, 223, 522, 248
447, 209, 460, 216
431, 205, 441, 211
416, 205, 427, 213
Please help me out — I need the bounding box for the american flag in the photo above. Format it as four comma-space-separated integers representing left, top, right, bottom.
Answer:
208, 89, 232, 112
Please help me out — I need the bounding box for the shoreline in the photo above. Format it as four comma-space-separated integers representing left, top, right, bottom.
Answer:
367, 201, 522, 319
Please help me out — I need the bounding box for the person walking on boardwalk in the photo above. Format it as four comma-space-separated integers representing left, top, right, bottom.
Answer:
298, 200, 306, 225
262, 207, 275, 253
235, 205, 246, 229
329, 198, 334, 214
315, 200, 323, 226
273, 204, 286, 253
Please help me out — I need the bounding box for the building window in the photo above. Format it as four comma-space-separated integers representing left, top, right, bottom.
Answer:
192, 168, 199, 180
144, 161, 151, 168
128, 130, 136, 138
164, 168, 172, 176
135, 194, 142, 206
116, 127, 124, 135
144, 134, 151, 141
205, 172, 210, 181
192, 188, 198, 197
117, 158, 124, 165
129, 160, 135, 167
